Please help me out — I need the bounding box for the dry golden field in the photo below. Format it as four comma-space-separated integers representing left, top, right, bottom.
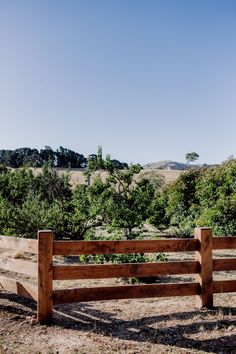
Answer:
32, 168, 182, 187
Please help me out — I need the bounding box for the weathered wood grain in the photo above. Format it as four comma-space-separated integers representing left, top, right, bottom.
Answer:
37, 231, 53, 324
195, 227, 213, 308
0, 275, 37, 301
213, 280, 236, 293
53, 282, 201, 304
53, 239, 200, 256
0, 235, 38, 254
0, 256, 37, 277
213, 258, 236, 271
53, 261, 200, 280
212, 237, 236, 250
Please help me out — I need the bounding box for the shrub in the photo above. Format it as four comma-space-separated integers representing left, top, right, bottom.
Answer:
150, 161, 236, 236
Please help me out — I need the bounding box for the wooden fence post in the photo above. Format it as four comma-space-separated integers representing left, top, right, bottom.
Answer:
37, 230, 53, 324
194, 227, 213, 308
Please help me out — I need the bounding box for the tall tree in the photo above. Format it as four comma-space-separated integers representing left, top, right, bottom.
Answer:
185, 152, 199, 164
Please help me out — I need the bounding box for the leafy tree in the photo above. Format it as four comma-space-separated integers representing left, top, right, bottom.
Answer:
33, 163, 72, 205
69, 179, 108, 239
40, 146, 56, 166
185, 152, 199, 164
148, 189, 169, 230
0, 167, 35, 205
150, 167, 205, 236
195, 160, 236, 235
0, 165, 71, 238
150, 160, 236, 237
83, 147, 156, 238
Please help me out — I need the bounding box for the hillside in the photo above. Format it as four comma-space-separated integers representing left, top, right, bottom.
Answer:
143, 160, 204, 170
143, 169, 182, 184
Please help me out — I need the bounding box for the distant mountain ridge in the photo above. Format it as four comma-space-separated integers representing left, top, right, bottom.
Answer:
143, 160, 209, 170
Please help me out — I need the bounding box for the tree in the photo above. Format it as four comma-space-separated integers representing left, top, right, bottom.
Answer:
83, 147, 156, 238
185, 152, 199, 164
0, 164, 72, 238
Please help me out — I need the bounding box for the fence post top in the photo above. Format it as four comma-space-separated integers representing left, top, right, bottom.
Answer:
194, 227, 213, 240
37, 230, 54, 239
194, 227, 212, 230
38, 230, 53, 234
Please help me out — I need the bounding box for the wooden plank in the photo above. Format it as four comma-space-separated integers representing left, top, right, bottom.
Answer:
212, 237, 236, 250
213, 280, 236, 293
53, 261, 200, 280
53, 283, 200, 305
53, 239, 200, 256
195, 228, 213, 308
37, 230, 53, 324
53, 282, 201, 304
0, 256, 38, 277
0, 275, 37, 301
0, 235, 38, 254
213, 258, 236, 271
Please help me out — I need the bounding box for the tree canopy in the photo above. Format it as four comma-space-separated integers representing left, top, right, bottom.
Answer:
185, 152, 199, 164
0, 146, 128, 169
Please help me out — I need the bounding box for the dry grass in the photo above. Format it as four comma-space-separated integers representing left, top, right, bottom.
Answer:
32, 168, 182, 187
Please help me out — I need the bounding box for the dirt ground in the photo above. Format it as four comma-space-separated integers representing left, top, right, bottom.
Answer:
1, 291, 236, 354
1, 250, 236, 353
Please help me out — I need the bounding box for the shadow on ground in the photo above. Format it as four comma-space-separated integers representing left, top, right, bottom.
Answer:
1, 292, 236, 353
54, 303, 236, 353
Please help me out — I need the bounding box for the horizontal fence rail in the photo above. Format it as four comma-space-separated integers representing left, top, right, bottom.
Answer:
53, 261, 200, 280
0, 275, 38, 301
0, 235, 38, 254
53, 282, 201, 304
0, 256, 38, 277
1, 228, 236, 324
213, 280, 236, 293
212, 237, 236, 250
0, 235, 39, 304
213, 258, 236, 272
53, 238, 200, 255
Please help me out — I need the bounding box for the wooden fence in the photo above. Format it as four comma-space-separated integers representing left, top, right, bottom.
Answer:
1, 227, 236, 324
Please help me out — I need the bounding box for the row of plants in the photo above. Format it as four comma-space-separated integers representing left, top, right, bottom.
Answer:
0, 147, 166, 276
0, 147, 162, 240
1, 147, 236, 241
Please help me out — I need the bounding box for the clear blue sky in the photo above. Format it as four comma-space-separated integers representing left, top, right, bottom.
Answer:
0, 0, 236, 165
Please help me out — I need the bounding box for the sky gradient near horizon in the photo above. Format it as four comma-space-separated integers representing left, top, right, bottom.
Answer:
0, 0, 236, 165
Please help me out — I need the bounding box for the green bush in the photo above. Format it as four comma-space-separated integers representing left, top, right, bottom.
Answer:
0, 164, 71, 238
196, 161, 236, 235
150, 161, 236, 236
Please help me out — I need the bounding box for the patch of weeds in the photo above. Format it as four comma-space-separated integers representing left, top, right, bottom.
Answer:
198, 324, 205, 332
